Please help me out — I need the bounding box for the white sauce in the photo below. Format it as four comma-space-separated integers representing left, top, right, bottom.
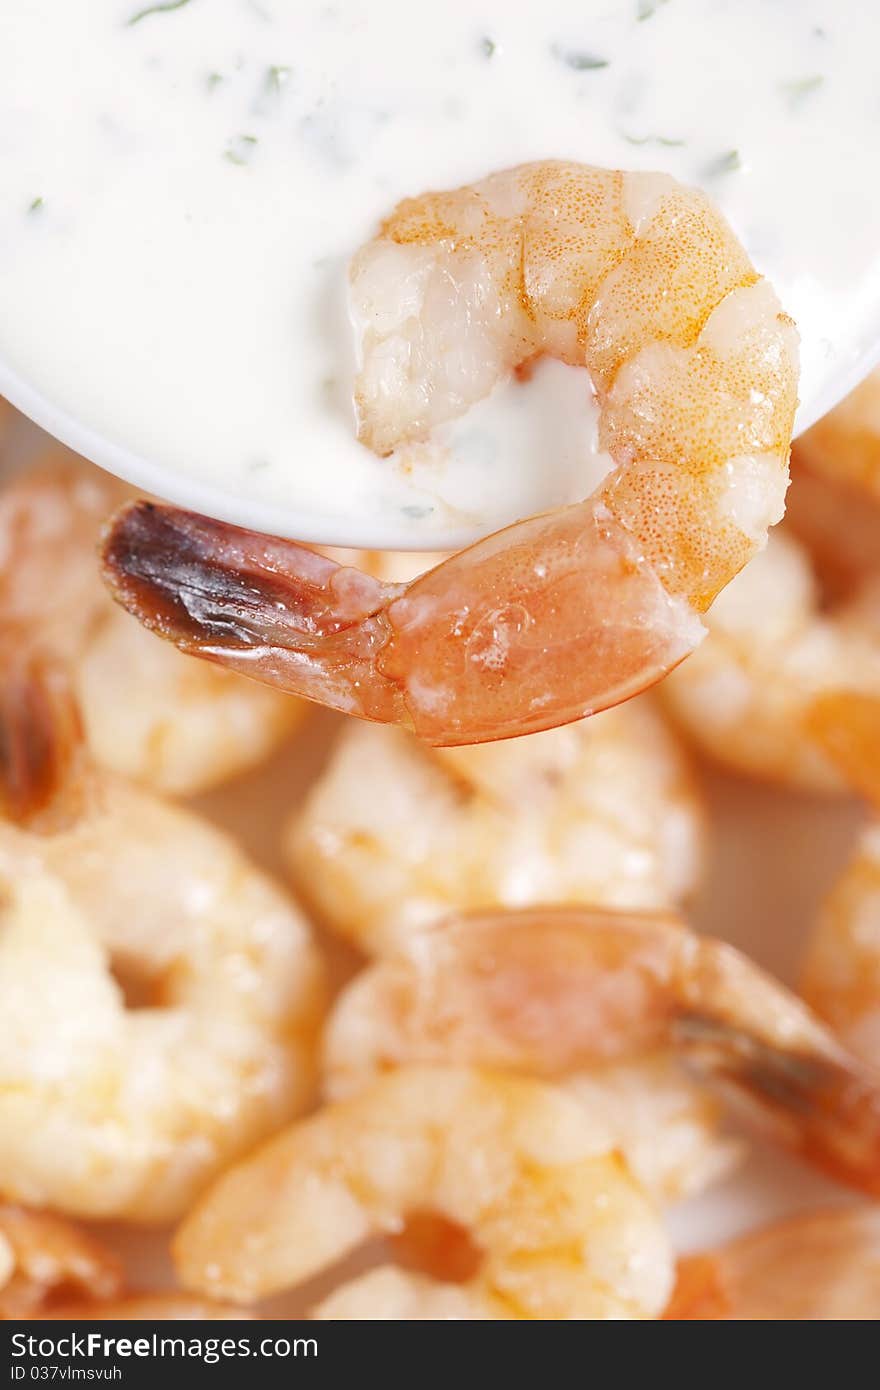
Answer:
0, 0, 879, 546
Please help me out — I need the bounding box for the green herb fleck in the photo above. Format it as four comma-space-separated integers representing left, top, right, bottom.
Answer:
401, 503, 434, 520
224, 133, 259, 166
703, 148, 741, 177
266, 64, 291, 94
780, 73, 824, 109
206, 71, 224, 91
637, 0, 669, 19
552, 44, 609, 72
481, 36, 496, 59
28, 196, 45, 214
128, 0, 192, 26
622, 131, 684, 148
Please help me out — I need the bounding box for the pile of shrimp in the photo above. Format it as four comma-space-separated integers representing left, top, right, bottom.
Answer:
7, 161, 880, 1322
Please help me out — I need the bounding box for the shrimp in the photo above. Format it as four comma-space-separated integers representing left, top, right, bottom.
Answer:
320, 908, 880, 1195
802, 823, 880, 1063
0, 666, 326, 1221
0, 459, 303, 795
665, 1208, 880, 1320
0, 1203, 252, 1320
101, 160, 798, 746
660, 529, 880, 797
291, 705, 732, 1202
0, 1204, 122, 1319
796, 366, 880, 504
288, 697, 704, 957
173, 1067, 673, 1320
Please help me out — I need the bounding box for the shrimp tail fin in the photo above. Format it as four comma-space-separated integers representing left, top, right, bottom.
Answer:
99, 502, 410, 726
663, 1256, 729, 1320
676, 1013, 880, 1195
0, 658, 88, 832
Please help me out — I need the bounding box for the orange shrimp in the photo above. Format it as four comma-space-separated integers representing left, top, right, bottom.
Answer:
321, 907, 880, 1194
101, 161, 797, 745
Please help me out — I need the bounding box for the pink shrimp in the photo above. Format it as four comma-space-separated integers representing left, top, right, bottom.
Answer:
101, 160, 797, 745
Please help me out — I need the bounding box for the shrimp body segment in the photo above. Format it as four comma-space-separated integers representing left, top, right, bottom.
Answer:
289, 702, 704, 957
0, 1204, 122, 1320
321, 909, 880, 1194
662, 529, 880, 796
0, 674, 326, 1222
803, 824, 880, 1064
174, 1067, 673, 1320
102, 161, 798, 745
0, 461, 302, 795
666, 1209, 880, 1320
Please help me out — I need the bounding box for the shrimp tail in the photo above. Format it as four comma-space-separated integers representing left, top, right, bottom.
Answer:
99, 501, 410, 727
675, 1012, 880, 1195
101, 499, 705, 745
0, 658, 87, 831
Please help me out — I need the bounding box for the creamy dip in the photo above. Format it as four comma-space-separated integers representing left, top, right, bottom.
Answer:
0, 0, 878, 547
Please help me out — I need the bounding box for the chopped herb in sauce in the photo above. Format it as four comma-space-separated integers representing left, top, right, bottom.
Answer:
481, 37, 496, 59
551, 44, 609, 72
127, 0, 192, 26
781, 73, 824, 109
266, 64, 291, 94
206, 71, 224, 90
703, 148, 741, 177
28, 196, 44, 214
637, 0, 669, 19
224, 133, 259, 166
622, 132, 684, 147
401, 504, 435, 520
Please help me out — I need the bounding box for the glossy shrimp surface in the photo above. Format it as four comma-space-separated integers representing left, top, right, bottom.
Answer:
661, 529, 880, 796
289, 697, 704, 956
174, 1067, 673, 1320
666, 1208, 880, 1320
0, 460, 302, 795
320, 908, 880, 1195
0, 670, 326, 1221
102, 160, 798, 746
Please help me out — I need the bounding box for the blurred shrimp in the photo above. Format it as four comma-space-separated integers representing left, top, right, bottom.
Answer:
102, 160, 797, 746
292, 702, 731, 1202
802, 823, 880, 1064
661, 529, 880, 798
0, 665, 325, 1221
796, 366, 880, 504
174, 1067, 673, 1320
0, 1204, 122, 1319
0, 459, 303, 794
288, 698, 704, 957
0, 1203, 251, 1320
666, 1208, 880, 1320
321, 908, 880, 1195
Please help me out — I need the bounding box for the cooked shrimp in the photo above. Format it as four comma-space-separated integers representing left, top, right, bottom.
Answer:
0, 1204, 122, 1319
289, 698, 704, 957
174, 1067, 673, 1320
802, 823, 880, 1063
0, 459, 303, 794
661, 529, 880, 796
320, 908, 880, 1195
37, 1295, 255, 1321
102, 160, 798, 746
666, 1208, 880, 1320
0, 667, 325, 1221
796, 366, 880, 503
